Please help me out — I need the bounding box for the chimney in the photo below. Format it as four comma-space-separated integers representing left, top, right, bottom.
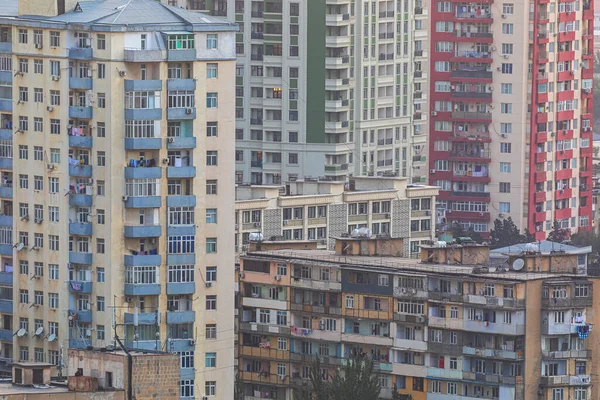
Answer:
19, 0, 79, 17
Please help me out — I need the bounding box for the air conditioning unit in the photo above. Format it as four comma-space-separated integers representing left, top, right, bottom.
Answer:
570, 70, 575, 75
20, 214, 29, 222
47, 163, 55, 170
430, 169, 436, 174
503, 55, 509, 59
274, 275, 281, 281
283, 220, 289, 225
35, 43, 42, 49
239, 272, 245, 278
501, 14, 506, 18
186, 108, 193, 114
122, 195, 129, 202
188, 339, 196, 345
501, 133, 508, 138
163, 158, 170, 164
125, 296, 132, 303
497, 66, 502, 71
46, 105, 53, 112
253, 222, 261, 227
479, 212, 484, 216
490, 46, 496, 51
450, 85, 456, 90
167, 137, 174, 143
118, 70, 126, 77
205, 282, 212, 288
235, 224, 239, 230
34, 218, 42, 224
498, 213, 505, 218
447, 209, 452, 214
425, 210, 432, 216
431, 111, 437, 116
51, 75, 60, 81
550, 132, 556, 137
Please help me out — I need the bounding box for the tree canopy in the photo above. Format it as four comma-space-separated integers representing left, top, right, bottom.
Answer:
489, 217, 533, 249
547, 221, 570, 243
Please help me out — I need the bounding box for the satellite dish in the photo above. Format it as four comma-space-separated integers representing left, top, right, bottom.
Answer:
85, 329, 92, 337
34, 327, 43, 336
48, 333, 56, 342
16, 243, 24, 251
512, 258, 525, 271
68, 315, 73, 321
16, 328, 26, 337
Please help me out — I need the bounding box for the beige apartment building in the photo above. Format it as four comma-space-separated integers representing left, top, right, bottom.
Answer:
0, 0, 237, 398
238, 238, 597, 400
165, 0, 430, 184
235, 176, 439, 257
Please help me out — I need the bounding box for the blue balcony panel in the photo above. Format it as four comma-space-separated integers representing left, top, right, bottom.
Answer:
69, 164, 92, 178
180, 368, 195, 380
70, 310, 92, 323
167, 136, 196, 149
167, 225, 196, 236
168, 339, 195, 352
0, 72, 11, 84
69, 338, 92, 349
124, 108, 162, 121
0, 273, 11, 285
0, 245, 11, 256
167, 166, 196, 179
0, 100, 12, 112
124, 254, 161, 267
124, 167, 162, 179
166, 49, 197, 61
0, 329, 11, 341
124, 312, 157, 325
167, 108, 196, 120
124, 196, 161, 209
166, 311, 195, 324
124, 138, 162, 150
69, 106, 93, 119
124, 283, 161, 296
68, 281, 93, 294
69, 135, 93, 148
167, 195, 196, 207
124, 340, 159, 351
167, 254, 196, 265
69, 47, 93, 59
166, 282, 195, 295
0, 130, 11, 140
69, 223, 92, 236
0, 158, 12, 170
69, 252, 92, 265
167, 79, 196, 91
0, 215, 11, 227
69, 77, 93, 90
0, 186, 12, 199
0, 300, 11, 313
124, 225, 162, 238
69, 194, 93, 207
0, 42, 12, 53
124, 79, 162, 91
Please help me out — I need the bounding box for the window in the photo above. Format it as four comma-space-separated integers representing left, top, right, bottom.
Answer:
206, 266, 217, 282
206, 34, 218, 49
206, 180, 217, 195
501, 63, 513, 74
206, 324, 217, 339
500, 162, 511, 173
50, 31, 60, 47
206, 151, 218, 166
575, 284, 589, 297
346, 295, 354, 308
96, 238, 105, 254
499, 182, 511, 193
205, 381, 216, 397
206, 93, 218, 108
378, 274, 389, 286
19, 87, 28, 102
49, 293, 58, 308
97, 34, 106, 50
181, 380, 194, 398
206, 122, 218, 137
49, 235, 59, 251
501, 103, 512, 114
34, 118, 43, 132
18, 29, 28, 44
33, 88, 42, 103
97, 296, 105, 311
19, 145, 28, 160
97, 180, 105, 196
207, 63, 218, 78
20, 261, 29, 275
97, 268, 105, 283
34, 146, 43, 161
34, 59, 43, 74
500, 143, 512, 153
206, 295, 217, 310
49, 177, 59, 193
49, 264, 58, 280
97, 325, 105, 340
502, 23, 514, 34
49, 206, 59, 222
19, 175, 28, 189
501, 83, 513, 94
97, 151, 106, 167
97, 93, 105, 108
205, 352, 216, 368
499, 202, 511, 213
206, 209, 217, 224
289, 153, 298, 164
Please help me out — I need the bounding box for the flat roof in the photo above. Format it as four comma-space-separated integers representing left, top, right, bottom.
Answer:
243, 249, 584, 281
0, 383, 69, 395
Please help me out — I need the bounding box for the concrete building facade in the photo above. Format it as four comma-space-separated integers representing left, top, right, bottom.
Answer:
0, 0, 237, 398
166, 0, 429, 184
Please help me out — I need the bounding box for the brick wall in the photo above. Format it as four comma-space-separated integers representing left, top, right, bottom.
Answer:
131, 354, 179, 400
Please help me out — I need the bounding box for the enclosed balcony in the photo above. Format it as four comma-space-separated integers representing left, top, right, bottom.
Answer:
69, 164, 92, 178
69, 106, 93, 119
69, 309, 92, 323
166, 311, 195, 324
124, 252, 161, 266
124, 79, 162, 92
69, 222, 92, 236
124, 196, 161, 209
69, 251, 92, 265
167, 282, 196, 295
124, 282, 161, 296
69, 76, 93, 90
124, 225, 162, 238
68, 280, 93, 293
69, 47, 93, 59
123, 312, 158, 325
123, 48, 165, 62
68, 133, 93, 149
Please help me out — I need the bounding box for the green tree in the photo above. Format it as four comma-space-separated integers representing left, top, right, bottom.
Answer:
547, 221, 570, 243
489, 217, 530, 249
571, 230, 600, 262
392, 393, 413, 400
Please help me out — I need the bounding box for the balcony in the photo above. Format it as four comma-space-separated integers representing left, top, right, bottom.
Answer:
239, 322, 291, 336
69, 106, 93, 119
69, 252, 92, 265
0, 100, 11, 112
0, 272, 11, 285
166, 311, 195, 324
542, 297, 593, 308
124, 253, 161, 266
428, 316, 463, 330
451, 91, 492, 100
449, 149, 491, 161
463, 346, 521, 360
393, 338, 427, 351
0, 299, 11, 313
124, 79, 162, 91
69, 338, 92, 349
0, 329, 11, 342
124, 137, 162, 150
293, 278, 341, 292
462, 295, 525, 308
123, 48, 165, 62
70, 193, 93, 207
124, 196, 161, 209
0, 186, 11, 199
540, 375, 591, 387
0, 215, 10, 228
167, 137, 196, 149
451, 111, 492, 121
0, 42, 11, 53
167, 79, 196, 91
69, 164, 92, 178
428, 367, 463, 380
463, 320, 525, 335
290, 303, 341, 316
0, 245, 11, 257
166, 282, 195, 295
124, 225, 161, 238
324, 164, 349, 173
542, 350, 589, 359
124, 108, 162, 121
167, 254, 196, 265
0, 158, 11, 170
167, 108, 196, 120
69, 135, 93, 148
124, 283, 161, 296
167, 166, 196, 178
69, 309, 92, 323
124, 166, 162, 179
69, 223, 92, 236
69, 77, 93, 90
455, 30, 493, 40
69, 47, 93, 59
68, 281, 93, 294
124, 340, 159, 351
392, 363, 427, 377
242, 296, 287, 311
166, 49, 197, 61
124, 312, 157, 325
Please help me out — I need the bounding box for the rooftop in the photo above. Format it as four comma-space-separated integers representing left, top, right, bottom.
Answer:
0, 383, 69, 395
243, 249, 581, 281
491, 240, 591, 256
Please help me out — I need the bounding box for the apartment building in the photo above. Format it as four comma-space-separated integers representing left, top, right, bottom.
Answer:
0, 0, 236, 398
235, 176, 439, 257
165, 0, 429, 183
429, 0, 594, 239
238, 237, 598, 400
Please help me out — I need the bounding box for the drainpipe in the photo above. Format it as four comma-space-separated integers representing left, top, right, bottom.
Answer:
114, 334, 132, 400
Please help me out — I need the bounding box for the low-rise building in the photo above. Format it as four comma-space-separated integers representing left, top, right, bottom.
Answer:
235, 177, 439, 258
238, 237, 598, 400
